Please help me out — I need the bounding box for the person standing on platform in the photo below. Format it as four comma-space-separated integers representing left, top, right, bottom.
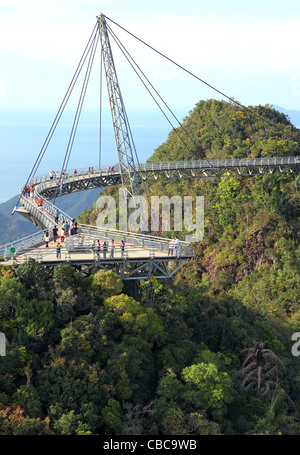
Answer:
44, 232, 50, 248
174, 236, 180, 257
95, 239, 101, 260
52, 225, 58, 243
168, 239, 174, 256
70, 219, 75, 235
121, 240, 125, 258
103, 241, 108, 259
110, 239, 115, 258
30, 184, 34, 198
64, 220, 70, 237
54, 209, 60, 224
56, 243, 61, 259
60, 227, 65, 243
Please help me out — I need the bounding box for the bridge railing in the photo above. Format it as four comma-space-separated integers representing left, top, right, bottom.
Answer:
0, 193, 70, 260
28, 165, 119, 187
3, 240, 191, 265
0, 216, 193, 262
26, 156, 300, 189
0, 227, 49, 260
137, 156, 300, 171
22, 184, 192, 256
9, 155, 298, 262
75, 225, 194, 257
18, 195, 58, 227
33, 183, 74, 224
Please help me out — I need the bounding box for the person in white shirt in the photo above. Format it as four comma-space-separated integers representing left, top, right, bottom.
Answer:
174, 236, 180, 257
168, 239, 174, 256
44, 232, 50, 248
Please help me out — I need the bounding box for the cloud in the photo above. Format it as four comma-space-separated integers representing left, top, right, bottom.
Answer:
1, 1, 300, 109
1, 4, 300, 72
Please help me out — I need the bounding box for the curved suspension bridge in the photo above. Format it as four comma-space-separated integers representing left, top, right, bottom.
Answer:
1, 14, 300, 280
1, 155, 299, 279
21, 155, 300, 200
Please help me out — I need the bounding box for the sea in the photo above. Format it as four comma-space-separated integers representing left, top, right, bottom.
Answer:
2, 104, 298, 207
0, 106, 176, 205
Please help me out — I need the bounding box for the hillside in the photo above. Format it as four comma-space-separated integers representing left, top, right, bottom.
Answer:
0, 99, 300, 436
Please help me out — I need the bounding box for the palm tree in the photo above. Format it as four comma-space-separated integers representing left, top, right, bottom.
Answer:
239, 341, 284, 395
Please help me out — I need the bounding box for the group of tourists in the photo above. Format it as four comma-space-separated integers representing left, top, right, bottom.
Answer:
93, 239, 123, 259
60, 219, 78, 240
44, 219, 79, 249
22, 183, 35, 198
168, 236, 180, 257
56, 219, 79, 244
49, 170, 66, 180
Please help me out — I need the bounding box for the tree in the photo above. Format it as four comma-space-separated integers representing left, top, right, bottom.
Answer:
12, 384, 43, 418
101, 399, 123, 434
181, 362, 232, 411
53, 410, 78, 435
239, 342, 285, 396
55, 289, 77, 324
52, 264, 77, 290
122, 401, 153, 435
0, 405, 51, 435
14, 258, 50, 300
161, 408, 221, 435
91, 270, 123, 300
15, 297, 54, 338
57, 325, 94, 363
140, 277, 163, 306
0, 276, 26, 331
116, 371, 132, 401
104, 293, 164, 342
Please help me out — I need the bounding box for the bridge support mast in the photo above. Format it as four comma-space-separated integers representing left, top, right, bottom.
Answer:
97, 14, 147, 232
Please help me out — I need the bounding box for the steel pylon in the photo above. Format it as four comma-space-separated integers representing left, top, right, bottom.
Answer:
97, 14, 148, 233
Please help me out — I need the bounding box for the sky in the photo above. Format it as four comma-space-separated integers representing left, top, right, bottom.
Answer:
1, 0, 300, 205
1, 0, 300, 113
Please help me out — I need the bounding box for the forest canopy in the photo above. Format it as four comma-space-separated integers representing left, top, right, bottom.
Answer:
0, 100, 300, 436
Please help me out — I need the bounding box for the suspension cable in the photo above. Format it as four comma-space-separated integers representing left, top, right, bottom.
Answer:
103, 14, 300, 146
63, 29, 99, 173
106, 22, 212, 167
53, 26, 100, 203
106, 23, 190, 231
99, 35, 103, 169
18, 23, 98, 207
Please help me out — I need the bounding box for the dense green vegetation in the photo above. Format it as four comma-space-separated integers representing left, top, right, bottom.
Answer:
0, 100, 300, 435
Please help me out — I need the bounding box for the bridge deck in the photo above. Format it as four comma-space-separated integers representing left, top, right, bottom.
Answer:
2, 232, 189, 279
2, 156, 299, 279
29, 156, 300, 198
2, 186, 192, 279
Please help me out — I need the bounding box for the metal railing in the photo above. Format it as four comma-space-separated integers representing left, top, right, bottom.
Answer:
0, 228, 49, 260
0, 220, 193, 262
3, 239, 191, 265
77, 225, 193, 255
4, 155, 298, 263
23, 156, 300, 188
138, 156, 300, 170
19, 155, 300, 204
